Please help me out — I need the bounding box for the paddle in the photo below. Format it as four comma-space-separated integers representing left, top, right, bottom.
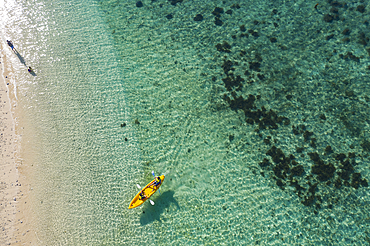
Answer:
136, 184, 155, 205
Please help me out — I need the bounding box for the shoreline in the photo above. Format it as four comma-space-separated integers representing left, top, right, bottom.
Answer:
0, 41, 19, 245
0, 41, 37, 245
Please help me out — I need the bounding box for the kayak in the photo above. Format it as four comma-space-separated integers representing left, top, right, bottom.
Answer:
128, 175, 165, 209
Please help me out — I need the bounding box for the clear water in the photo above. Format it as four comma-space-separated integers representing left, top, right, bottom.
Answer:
2, 0, 370, 245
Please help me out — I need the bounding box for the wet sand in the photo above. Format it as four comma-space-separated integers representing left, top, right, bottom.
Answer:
0, 42, 38, 245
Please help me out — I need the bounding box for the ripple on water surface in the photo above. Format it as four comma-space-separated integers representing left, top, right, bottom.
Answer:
3, 0, 370, 245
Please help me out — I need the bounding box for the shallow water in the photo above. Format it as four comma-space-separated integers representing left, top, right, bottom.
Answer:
2, 0, 370, 245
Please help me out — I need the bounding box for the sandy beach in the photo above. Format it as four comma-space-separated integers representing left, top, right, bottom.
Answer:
0, 41, 37, 245
0, 41, 19, 244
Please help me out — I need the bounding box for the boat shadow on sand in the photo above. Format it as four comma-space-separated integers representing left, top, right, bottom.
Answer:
139, 190, 180, 226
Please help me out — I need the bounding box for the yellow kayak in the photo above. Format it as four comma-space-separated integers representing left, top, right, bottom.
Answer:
128, 175, 165, 209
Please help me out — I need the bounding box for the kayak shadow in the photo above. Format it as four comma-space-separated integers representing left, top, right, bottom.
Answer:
15, 51, 27, 66
29, 70, 37, 76
14, 50, 37, 76
139, 190, 180, 226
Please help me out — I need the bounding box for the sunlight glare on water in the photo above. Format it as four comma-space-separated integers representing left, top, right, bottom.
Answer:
2, 0, 152, 244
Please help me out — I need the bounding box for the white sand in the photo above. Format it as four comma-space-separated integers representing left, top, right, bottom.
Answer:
0, 41, 38, 245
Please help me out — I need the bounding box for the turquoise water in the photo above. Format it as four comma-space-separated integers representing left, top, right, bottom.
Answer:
2, 0, 370, 245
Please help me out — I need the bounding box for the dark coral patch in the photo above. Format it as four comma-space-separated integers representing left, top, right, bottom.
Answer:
358, 32, 369, 46
303, 130, 314, 141
337, 159, 354, 180
223, 92, 289, 130
335, 153, 346, 162
308, 152, 336, 181
276, 179, 284, 187
224, 93, 255, 111
342, 28, 350, 35
351, 173, 362, 189
221, 59, 234, 74
325, 145, 333, 153
222, 75, 244, 91
292, 124, 306, 135
323, 14, 335, 22
193, 14, 203, 21
257, 109, 281, 130
215, 17, 223, 26
356, 5, 366, 13
340, 52, 360, 62
266, 146, 292, 180
290, 180, 305, 194
216, 42, 231, 53
267, 146, 287, 164
249, 62, 261, 72
212, 7, 224, 17
319, 114, 327, 120
302, 182, 318, 206
329, 1, 344, 8
291, 165, 304, 176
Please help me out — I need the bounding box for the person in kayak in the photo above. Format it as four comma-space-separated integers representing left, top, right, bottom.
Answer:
154, 176, 161, 185
138, 191, 147, 200
148, 176, 162, 190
